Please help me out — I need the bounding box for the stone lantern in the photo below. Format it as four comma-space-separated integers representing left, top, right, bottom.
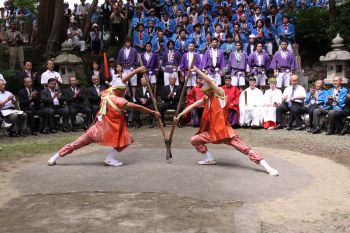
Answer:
320, 34, 350, 84
54, 40, 83, 85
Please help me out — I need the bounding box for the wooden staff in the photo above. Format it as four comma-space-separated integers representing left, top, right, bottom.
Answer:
167, 54, 197, 157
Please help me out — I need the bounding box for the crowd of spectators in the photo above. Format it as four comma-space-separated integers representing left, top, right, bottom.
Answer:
1, 0, 349, 138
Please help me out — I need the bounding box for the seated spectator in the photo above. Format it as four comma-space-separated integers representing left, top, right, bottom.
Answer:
220, 33, 235, 61
0, 79, 27, 137
41, 59, 63, 86
87, 75, 107, 117
274, 74, 306, 130
146, 20, 157, 43
261, 78, 283, 129
252, 19, 266, 45
222, 76, 240, 127
40, 78, 70, 133
263, 18, 277, 56
174, 29, 190, 55
270, 40, 296, 89
87, 61, 106, 85
239, 77, 264, 128
212, 24, 226, 46
248, 42, 271, 88
67, 20, 85, 52
190, 23, 205, 51
311, 76, 347, 135
267, 5, 282, 27
227, 41, 249, 89
339, 87, 350, 135
17, 60, 42, 90
4, 22, 24, 70
181, 14, 193, 33
89, 24, 103, 55
152, 30, 168, 52
159, 12, 175, 39
277, 15, 295, 51
199, 31, 212, 54
63, 77, 92, 132
159, 75, 182, 127
302, 80, 327, 132
18, 77, 43, 135
179, 42, 202, 87
133, 23, 150, 54
185, 77, 204, 127
134, 76, 154, 128
145, 8, 160, 27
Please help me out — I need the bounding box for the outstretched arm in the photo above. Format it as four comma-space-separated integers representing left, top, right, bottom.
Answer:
121, 66, 147, 84
192, 66, 225, 97
122, 101, 160, 119
174, 98, 204, 122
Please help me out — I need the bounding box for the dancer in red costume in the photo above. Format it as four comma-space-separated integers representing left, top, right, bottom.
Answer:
48, 67, 160, 167
174, 67, 278, 176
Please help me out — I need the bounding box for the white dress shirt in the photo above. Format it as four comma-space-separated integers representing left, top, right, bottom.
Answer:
41, 70, 62, 85
282, 85, 306, 103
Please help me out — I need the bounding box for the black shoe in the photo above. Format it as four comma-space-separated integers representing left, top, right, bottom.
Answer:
251, 125, 260, 129
63, 128, 69, 133
42, 128, 49, 134
72, 127, 78, 132
326, 131, 335, 135
339, 127, 347, 135
50, 129, 57, 134
295, 125, 305, 131
306, 127, 312, 133
31, 130, 38, 136
286, 125, 292, 131
83, 126, 88, 131
21, 130, 28, 137
311, 127, 321, 134
8, 132, 18, 137
273, 124, 283, 130
135, 123, 141, 129
178, 122, 183, 128
127, 122, 133, 127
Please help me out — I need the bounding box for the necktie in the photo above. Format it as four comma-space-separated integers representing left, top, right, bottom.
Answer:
288, 88, 295, 107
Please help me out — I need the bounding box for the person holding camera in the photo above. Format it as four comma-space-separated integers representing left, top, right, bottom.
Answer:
4, 22, 24, 70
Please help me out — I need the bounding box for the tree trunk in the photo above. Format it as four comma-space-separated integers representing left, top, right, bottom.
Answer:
46, 0, 64, 57
83, 0, 99, 40
36, 0, 56, 50
329, 0, 336, 24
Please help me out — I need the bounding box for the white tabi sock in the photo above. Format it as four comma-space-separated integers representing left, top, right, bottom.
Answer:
104, 149, 123, 166
204, 151, 214, 161
260, 159, 278, 176
48, 153, 60, 166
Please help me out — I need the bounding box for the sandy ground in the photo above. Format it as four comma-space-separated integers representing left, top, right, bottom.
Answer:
0, 127, 349, 232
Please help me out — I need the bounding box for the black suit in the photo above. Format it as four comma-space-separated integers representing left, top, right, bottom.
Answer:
18, 87, 43, 132
62, 87, 92, 128
134, 85, 154, 125
87, 84, 107, 117
159, 85, 182, 123
40, 88, 70, 130
17, 70, 43, 90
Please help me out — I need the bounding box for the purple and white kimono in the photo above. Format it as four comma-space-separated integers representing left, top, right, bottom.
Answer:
248, 51, 270, 86
117, 47, 139, 86
201, 48, 225, 85
270, 49, 296, 88
141, 51, 158, 84
179, 51, 202, 86
227, 50, 249, 87
162, 49, 181, 86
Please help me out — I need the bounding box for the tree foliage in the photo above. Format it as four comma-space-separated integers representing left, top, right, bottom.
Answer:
13, 0, 38, 14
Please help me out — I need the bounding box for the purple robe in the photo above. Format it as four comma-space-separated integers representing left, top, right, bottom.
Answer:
270, 50, 296, 71
201, 48, 225, 74
116, 47, 139, 69
162, 49, 181, 73
141, 52, 158, 76
180, 51, 202, 75
248, 51, 270, 75
227, 51, 249, 75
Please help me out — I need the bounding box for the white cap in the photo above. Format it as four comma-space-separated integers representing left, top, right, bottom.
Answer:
0, 74, 6, 83
109, 78, 126, 88
249, 34, 256, 39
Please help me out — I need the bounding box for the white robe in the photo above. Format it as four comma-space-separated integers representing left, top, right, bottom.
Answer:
239, 87, 264, 126
261, 88, 283, 122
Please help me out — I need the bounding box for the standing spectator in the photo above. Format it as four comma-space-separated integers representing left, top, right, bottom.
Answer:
188, 77, 204, 126
248, 42, 270, 88
274, 75, 306, 130
270, 40, 296, 89
159, 75, 182, 127
261, 78, 283, 129
180, 42, 202, 88
162, 40, 181, 86
201, 38, 225, 86
63, 77, 92, 132
17, 60, 42, 90
227, 41, 249, 89
116, 38, 139, 101
18, 77, 42, 135
222, 76, 240, 127
40, 78, 70, 133
140, 42, 158, 91
63, 2, 72, 25
41, 59, 62, 86
239, 77, 264, 128
100, 0, 112, 33
67, 20, 85, 52
174, 29, 189, 55
87, 75, 107, 117
110, 3, 125, 46
134, 76, 155, 128
277, 15, 295, 51
4, 22, 24, 70
76, 0, 89, 29
87, 61, 105, 85
133, 23, 150, 54
0, 79, 27, 137
263, 18, 277, 55
89, 24, 103, 55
